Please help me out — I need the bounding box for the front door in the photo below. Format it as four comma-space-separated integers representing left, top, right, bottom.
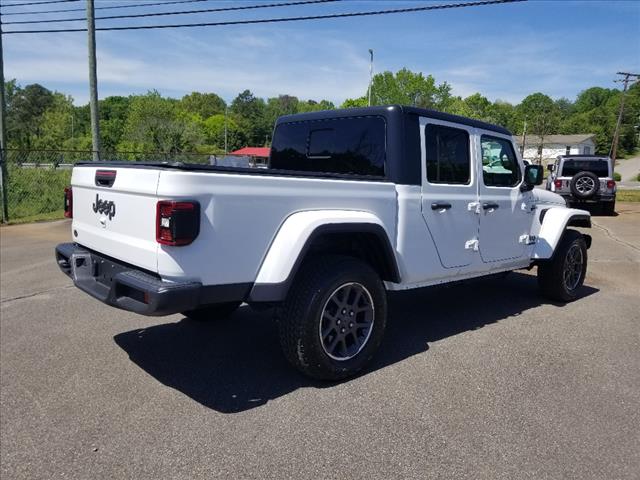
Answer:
477, 132, 534, 263
420, 118, 479, 268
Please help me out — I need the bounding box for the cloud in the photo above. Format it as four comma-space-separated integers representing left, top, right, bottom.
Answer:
4, 6, 638, 107
4, 28, 370, 105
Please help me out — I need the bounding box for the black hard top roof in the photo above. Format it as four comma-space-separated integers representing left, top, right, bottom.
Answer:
276, 105, 512, 136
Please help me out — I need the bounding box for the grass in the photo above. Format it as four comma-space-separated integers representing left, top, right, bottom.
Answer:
5, 210, 66, 225
2, 166, 71, 223
617, 190, 640, 202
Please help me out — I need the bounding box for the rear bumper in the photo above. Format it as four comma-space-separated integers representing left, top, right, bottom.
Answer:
55, 243, 249, 316
558, 193, 615, 203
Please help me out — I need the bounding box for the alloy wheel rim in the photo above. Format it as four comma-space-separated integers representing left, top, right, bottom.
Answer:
575, 177, 595, 194
563, 244, 584, 291
319, 282, 375, 361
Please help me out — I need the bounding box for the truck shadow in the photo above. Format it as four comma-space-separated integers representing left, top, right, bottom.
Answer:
113, 272, 598, 414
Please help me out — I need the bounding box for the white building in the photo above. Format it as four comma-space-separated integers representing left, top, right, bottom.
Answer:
515, 134, 597, 165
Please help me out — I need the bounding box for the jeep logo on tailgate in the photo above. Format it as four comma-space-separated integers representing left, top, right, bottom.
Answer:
92, 194, 116, 220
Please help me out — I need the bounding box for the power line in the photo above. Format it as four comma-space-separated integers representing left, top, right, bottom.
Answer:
2, 0, 526, 34
3, 0, 340, 25
1, 0, 79, 7
1, 0, 210, 16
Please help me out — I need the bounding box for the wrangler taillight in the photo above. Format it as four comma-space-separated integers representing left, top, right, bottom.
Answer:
156, 201, 200, 246
606, 180, 616, 189
554, 180, 562, 189
64, 186, 73, 218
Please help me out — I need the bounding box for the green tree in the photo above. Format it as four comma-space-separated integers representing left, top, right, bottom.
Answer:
180, 92, 226, 118
121, 91, 203, 154
342, 69, 452, 110
32, 92, 75, 150
574, 87, 616, 114
230, 90, 268, 145
340, 96, 368, 109
6, 83, 55, 148
265, 95, 299, 129
517, 93, 560, 162
488, 100, 517, 132
201, 114, 246, 151
461, 93, 492, 120
99, 96, 131, 152
298, 99, 335, 112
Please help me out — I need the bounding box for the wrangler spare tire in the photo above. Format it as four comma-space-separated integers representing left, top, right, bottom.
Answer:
570, 171, 599, 199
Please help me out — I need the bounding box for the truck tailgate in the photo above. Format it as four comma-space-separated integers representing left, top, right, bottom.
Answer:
71, 166, 159, 273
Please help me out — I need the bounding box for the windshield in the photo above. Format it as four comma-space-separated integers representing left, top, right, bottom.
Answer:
561, 159, 609, 177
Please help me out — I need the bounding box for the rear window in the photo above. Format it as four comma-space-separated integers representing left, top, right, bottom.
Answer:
424, 124, 470, 184
270, 116, 386, 177
561, 159, 609, 177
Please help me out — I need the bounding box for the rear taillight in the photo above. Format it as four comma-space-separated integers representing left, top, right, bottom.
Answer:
606, 180, 616, 189
554, 180, 562, 189
64, 186, 73, 218
156, 200, 200, 246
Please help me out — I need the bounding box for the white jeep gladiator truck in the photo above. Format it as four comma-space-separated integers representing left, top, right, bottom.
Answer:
56, 106, 592, 380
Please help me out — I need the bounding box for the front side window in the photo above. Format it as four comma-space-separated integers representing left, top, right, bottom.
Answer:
270, 116, 386, 177
481, 135, 521, 187
424, 124, 470, 184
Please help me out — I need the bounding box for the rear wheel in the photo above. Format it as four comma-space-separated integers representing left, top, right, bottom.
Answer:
183, 301, 241, 321
538, 229, 587, 302
277, 255, 387, 381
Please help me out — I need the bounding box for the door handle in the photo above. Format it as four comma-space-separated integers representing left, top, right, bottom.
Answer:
431, 202, 452, 211
482, 202, 499, 210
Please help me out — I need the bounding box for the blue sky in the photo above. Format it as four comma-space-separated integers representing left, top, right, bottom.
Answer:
3, 0, 640, 106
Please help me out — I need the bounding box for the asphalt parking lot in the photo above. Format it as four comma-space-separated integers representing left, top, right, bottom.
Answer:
1, 205, 639, 479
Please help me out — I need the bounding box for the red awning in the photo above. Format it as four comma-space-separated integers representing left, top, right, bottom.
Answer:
230, 147, 270, 157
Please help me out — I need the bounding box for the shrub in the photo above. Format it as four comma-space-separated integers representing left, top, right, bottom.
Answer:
613, 172, 621, 181
6, 166, 71, 221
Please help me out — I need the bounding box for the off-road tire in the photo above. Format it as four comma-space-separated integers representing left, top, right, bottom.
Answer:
183, 301, 241, 321
538, 229, 588, 302
277, 255, 387, 381
570, 171, 600, 199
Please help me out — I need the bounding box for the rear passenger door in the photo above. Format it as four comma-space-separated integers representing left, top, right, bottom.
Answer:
420, 118, 479, 268
477, 133, 533, 263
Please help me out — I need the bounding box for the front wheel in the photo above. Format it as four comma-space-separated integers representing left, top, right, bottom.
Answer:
538, 229, 588, 302
278, 255, 387, 381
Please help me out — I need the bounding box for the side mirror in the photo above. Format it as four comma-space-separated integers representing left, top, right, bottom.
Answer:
521, 164, 544, 191
547, 164, 554, 172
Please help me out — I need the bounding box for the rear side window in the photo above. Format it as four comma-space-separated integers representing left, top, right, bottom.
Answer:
270, 116, 386, 177
424, 124, 470, 184
480, 135, 521, 187
561, 159, 609, 177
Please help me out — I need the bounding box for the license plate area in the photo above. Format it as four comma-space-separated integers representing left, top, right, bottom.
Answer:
94, 256, 129, 287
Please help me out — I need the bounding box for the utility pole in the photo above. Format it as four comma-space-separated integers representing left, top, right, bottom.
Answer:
368, 49, 373, 107
87, 0, 101, 161
520, 117, 527, 156
224, 104, 228, 154
0, 13, 9, 223
610, 71, 639, 162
